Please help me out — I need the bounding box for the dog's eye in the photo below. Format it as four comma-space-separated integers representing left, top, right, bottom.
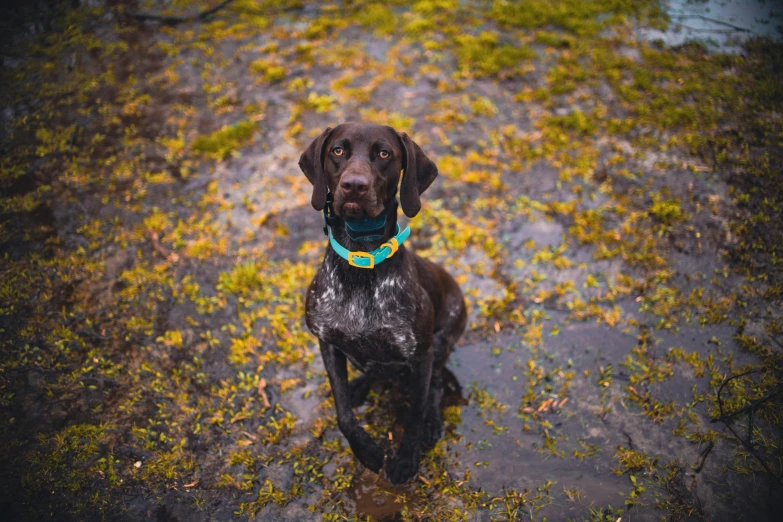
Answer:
332, 147, 344, 156
379, 150, 390, 159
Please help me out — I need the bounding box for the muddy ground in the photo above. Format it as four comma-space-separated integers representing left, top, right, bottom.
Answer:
1, 1, 782, 521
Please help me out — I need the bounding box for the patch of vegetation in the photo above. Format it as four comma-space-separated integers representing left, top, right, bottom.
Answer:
191, 121, 257, 159
249, 58, 287, 82
357, 4, 397, 36
648, 195, 686, 226
454, 32, 536, 77
490, 0, 667, 37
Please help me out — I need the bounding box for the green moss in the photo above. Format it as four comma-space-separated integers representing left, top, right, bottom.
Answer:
191, 121, 257, 160
249, 59, 286, 82
470, 95, 498, 117
357, 4, 397, 36
303, 16, 349, 40
546, 56, 595, 95
454, 32, 536, 77
23, 423, 117, 513
534, 30, 573, 48
301, 92, 336, 113
648, 195, 686, 225
218, 260, 265, 295
613, 446, 657, 475
358, 108, 416, 131
490, 0, 666, 36
544, 109, 598, 137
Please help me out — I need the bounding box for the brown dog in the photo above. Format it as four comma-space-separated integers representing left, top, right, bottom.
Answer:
299, 123, 466, 484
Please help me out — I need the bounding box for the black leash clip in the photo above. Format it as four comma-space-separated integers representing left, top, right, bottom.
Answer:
323, 191, 337, 236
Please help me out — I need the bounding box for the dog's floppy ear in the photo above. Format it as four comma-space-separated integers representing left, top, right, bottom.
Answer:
397, 132, 438, 218
299, 126, 335, 211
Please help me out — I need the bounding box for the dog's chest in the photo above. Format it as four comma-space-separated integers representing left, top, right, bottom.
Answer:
307, 262, 419, 370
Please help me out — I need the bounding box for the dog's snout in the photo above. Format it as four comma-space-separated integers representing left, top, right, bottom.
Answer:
334, 161, 379, 218
340, 174, 369, 197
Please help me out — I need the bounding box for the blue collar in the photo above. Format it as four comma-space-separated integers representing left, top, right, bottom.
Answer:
329, 224, 411, 269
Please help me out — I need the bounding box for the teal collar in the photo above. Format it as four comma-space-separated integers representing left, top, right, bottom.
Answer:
329, 223, 411, 269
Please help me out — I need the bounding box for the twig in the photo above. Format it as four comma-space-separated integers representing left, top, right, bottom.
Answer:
621, 428, 635, 450
240, 430, 257, 441
146, 228, 179, 262
710, 388, 783, 424
134, 0, 370, 26
677, 23, 752, 34
693, 441, 713, 473
713, 370, 783, 483
135, 0, 235, 26
723, 417, 779, 482
258, 378, 271, 409
670, 14, 752, 33
673, 24, 747, 35
714, 370, 759, 417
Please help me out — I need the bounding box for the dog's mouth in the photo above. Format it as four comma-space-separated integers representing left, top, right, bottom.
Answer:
340, 202, 367, 219
335, 198, 384, 220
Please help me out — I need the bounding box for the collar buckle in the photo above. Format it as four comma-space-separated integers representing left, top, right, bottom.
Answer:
348, 251, 375, 269
380, 237, 399, 258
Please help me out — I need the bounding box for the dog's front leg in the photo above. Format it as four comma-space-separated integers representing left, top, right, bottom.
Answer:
387, 350, 433, 484
320, 340, 385, 472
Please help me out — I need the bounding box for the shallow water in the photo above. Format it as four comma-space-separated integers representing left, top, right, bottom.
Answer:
642, 0, 783, 50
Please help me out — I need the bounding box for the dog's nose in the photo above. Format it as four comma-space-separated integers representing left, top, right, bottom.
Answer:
340, 174, 369, 197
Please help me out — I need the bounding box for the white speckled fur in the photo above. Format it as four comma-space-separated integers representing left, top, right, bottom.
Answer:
307, 253, 421, 373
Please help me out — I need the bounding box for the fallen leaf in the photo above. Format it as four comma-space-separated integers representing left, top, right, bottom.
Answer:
258, 378, 271, 408
537, 399, 553, 412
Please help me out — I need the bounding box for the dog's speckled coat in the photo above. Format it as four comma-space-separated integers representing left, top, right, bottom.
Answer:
299, 123, 466, 484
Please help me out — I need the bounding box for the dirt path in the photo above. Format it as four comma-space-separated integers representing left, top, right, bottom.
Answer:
1, 1, 782, 520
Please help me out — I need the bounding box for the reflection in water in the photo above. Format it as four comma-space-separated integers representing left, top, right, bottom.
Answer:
348, 367, 466, 521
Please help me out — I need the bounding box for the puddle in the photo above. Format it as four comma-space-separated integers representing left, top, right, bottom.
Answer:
342, 367, 467, 521
443, 326, 636, 511
349, 473, 408, 521
642, 0, 783, 51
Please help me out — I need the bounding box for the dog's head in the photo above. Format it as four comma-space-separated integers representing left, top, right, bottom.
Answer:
298, 122, 438, 219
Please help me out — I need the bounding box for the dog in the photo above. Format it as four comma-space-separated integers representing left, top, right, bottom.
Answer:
298, 123, 467, 484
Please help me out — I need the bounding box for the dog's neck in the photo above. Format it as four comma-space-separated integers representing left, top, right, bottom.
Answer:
329, 199, 399, 253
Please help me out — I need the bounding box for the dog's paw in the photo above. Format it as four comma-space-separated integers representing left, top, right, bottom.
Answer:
421, 410, 443, 449
386, 445, 421, 485
348, 375, 372, 408
353, 438, 385, 473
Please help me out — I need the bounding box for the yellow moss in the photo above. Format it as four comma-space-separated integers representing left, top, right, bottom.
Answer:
191, 121, 257, 160
454, 32, 536, 77
357, 4, 398, 36
249, 58, 287, 82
